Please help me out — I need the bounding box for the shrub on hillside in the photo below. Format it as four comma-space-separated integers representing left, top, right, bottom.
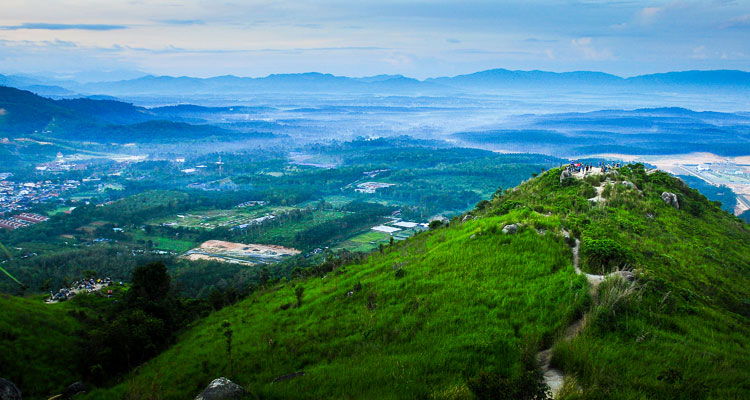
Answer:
467, 369, 549, 400
581, 238, 633, 273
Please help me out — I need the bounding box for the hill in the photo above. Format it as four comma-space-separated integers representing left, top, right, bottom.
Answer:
0, 86, 269, 143
78, 165, 749, 399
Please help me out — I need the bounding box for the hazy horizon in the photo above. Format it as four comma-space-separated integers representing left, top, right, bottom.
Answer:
2, 0, 750, 80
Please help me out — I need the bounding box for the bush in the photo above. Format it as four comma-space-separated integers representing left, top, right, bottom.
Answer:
581, 238, 633, 273
429, 220, 444, 230
467, 369, 549, 400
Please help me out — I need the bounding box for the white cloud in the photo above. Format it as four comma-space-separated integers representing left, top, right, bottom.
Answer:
571, 37, 614, 61
692, 45, 708, 59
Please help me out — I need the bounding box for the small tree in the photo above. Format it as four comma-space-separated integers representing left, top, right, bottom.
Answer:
222, 320, 233, 377
295, 285, 305, 307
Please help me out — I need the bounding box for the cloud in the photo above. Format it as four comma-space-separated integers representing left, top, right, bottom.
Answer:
637, 1, 689, 25
692, 45, 708, 59
446, 38, 461, 44
723, 14, 750, 28
639, 7, 663, 22
524, 38, 558, 43
0, 23, 127, 31
295, 23, 323, 29
571, 37, 614, 61
156, 19, 205, 26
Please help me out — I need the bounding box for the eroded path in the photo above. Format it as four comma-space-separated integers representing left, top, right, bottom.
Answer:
537, 231, 607, 397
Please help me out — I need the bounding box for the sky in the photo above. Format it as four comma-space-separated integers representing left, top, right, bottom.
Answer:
1, 0, 749, 80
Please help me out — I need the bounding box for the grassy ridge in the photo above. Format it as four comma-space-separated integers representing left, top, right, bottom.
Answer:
85, 210, 588, 399
497, 166, 750, 399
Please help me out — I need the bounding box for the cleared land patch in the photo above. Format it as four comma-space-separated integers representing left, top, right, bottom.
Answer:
183, 240, 300, 265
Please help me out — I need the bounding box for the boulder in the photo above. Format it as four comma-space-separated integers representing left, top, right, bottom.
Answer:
502, 224, 518, 234
61, 382, 85, 399
195, 377, 248, 400
559, 169, 572, 182
614, 270, 635, 282
0, 378, 21, 400
661, 192, 680, 209
621, 181, 637, 189
461, 215, 474, 223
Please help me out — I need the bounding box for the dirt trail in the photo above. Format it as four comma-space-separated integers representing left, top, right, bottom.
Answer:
537, 231, 606, 397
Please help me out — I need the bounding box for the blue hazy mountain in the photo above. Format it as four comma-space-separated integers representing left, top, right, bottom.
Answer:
4, 69, 748, 99
0, 85, 273, 142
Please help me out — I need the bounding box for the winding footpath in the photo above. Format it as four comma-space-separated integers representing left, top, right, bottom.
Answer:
537, 230, 610, 397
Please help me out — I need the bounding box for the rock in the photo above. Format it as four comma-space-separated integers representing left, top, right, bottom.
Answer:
195, 377, 248, 400
0, 378, 21, 400
661, 192, 680, 209
614, 270, 635, 282
588, 197, 600, 204
646, 212, 655, 219
272, 371, 306, 383
461, 215, 474, 222
470, 234, 476, 239
502, 224, 518, 234
61, 382, 85, 399
559, 169, 572, 182
621, 181, 636, 189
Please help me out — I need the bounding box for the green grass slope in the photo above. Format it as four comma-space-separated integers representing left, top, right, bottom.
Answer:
85, 165, 749, 399
0, 294, 83, 397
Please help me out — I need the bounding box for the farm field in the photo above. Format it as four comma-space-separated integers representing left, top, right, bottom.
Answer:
236, 209, 352, 248
333, 230, 391, 252
128, 230, 196, 253
149, 205, 295, 230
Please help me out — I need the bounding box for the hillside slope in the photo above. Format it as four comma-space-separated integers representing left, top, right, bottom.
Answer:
83, 165, 749, 399
0, 294, 83, 396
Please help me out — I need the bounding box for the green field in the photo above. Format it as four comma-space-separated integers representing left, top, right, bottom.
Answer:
48, 205, 76, 216
128, 230, 196, 252
238, 209, 351, 248
149, 206, 295, 230
333, 229, 391, 252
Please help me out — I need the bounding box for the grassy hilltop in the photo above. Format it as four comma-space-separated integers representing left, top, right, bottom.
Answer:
73, 164, 750, 400
3, 164, 747, 399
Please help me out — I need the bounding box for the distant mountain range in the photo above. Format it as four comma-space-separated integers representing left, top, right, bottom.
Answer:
0, 85, 274, 143
2, 69, 749, 99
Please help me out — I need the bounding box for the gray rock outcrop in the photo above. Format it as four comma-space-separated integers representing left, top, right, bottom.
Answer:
661, 192, 680, 209
614, 270, 635, 282
560, 169, 572, 182
0, 378, 21, 400
195, 377, 248, 400
502, 224, 518, 234
621, 181, 636, 189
